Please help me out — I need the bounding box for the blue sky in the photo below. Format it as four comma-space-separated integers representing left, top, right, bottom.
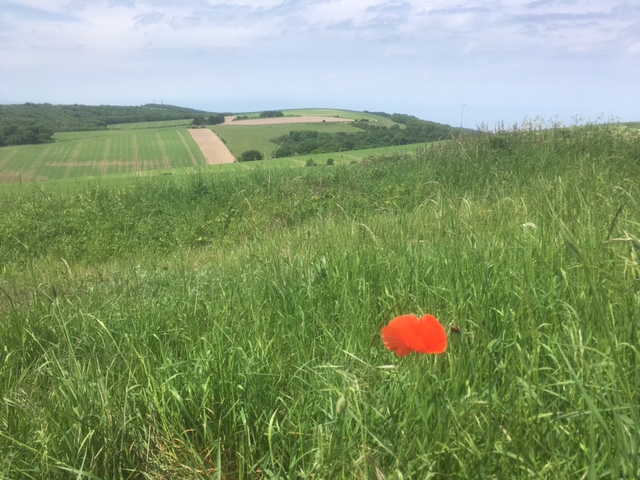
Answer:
1, 0, 638, 127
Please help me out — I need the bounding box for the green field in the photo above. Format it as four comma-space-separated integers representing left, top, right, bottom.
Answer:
107, 119, 194, 129
211, 122, 363, 159
0, 142, 437, 193
0, 128, 205, 182
2, 123, 640, 478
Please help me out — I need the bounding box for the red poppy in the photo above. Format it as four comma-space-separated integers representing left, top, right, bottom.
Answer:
381, 314, 447, 356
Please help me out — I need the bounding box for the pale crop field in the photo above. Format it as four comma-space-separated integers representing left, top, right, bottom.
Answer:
234, 108, 398, 127
0, 128, 206, 182
281, 108, 399, 127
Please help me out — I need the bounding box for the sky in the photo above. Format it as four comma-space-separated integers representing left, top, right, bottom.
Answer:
1, 0, 638, 128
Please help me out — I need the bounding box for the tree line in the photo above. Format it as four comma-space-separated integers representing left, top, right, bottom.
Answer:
191, 114, 225, 126
0, 103, 223, 146
0, 122, 54, 147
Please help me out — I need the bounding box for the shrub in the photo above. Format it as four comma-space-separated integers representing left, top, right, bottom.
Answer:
239, 150, 264, 162
259, 110, 284, 118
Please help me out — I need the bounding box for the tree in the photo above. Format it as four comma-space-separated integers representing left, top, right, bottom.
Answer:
207, 114, 225, 125
239, 150, 264, 162
191, 115, 205, 126
259, 110, 284, 118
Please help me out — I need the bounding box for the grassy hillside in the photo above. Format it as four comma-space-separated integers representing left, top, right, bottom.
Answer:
1, 123, 640, 478
211, 122, 363, 159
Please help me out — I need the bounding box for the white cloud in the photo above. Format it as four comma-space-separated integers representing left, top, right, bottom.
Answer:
0, 0, 638, 125
3, 0, 637, 56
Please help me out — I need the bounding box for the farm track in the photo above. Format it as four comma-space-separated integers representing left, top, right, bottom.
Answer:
101, 138, 111, 176
64, 143, 83, 179
177, 130, 199, 167
0, 150, 20, 183
132, 135, 140, 176
156, 133, 170, 169
24, 146, 51, 182
0, 149, 18, 170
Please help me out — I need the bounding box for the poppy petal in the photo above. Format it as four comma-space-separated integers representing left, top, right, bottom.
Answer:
382, 315, 418, 357
381, 313, 447, 356
412, 314, 447, 354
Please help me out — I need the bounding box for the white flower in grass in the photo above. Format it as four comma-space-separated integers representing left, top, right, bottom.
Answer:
521, 222, 537, 229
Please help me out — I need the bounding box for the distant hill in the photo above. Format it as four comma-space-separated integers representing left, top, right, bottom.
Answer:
266, 111, 474, 158
0, 103, 471, 149
0, 103, 218, 146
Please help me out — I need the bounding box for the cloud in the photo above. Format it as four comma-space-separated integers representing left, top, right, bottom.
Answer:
3, 0, 636, 57
0, 0, 637, 126
2, 1, 78, 22
134, 11, 164, 27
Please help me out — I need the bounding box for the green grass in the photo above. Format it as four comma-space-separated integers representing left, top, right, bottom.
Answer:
211, 122, 363, 159
1, 123, 640, 478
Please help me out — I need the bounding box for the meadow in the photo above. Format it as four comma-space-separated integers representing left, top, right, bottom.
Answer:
1, 122, 640, 479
